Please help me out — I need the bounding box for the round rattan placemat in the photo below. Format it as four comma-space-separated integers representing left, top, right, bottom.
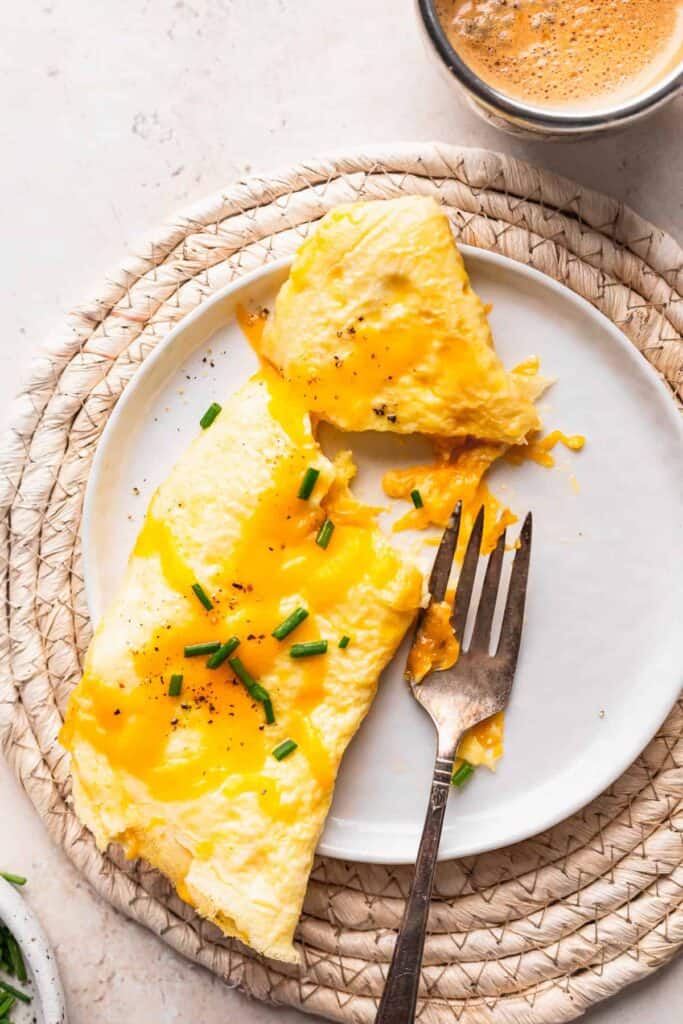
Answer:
1, 143, 682, 1023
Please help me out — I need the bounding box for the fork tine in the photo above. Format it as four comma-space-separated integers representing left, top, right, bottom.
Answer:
469, 528, 507, 653
496, 512, 533, 668
427, 501, 462, 604
451, 505, 485, 643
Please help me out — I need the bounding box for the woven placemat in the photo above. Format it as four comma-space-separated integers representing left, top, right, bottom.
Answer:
1, 143, 682, 1023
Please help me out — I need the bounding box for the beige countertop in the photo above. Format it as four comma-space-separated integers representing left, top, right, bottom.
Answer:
1, 1, 681, 1021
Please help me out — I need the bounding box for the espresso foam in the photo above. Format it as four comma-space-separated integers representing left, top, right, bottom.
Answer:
436, 0, 683, 111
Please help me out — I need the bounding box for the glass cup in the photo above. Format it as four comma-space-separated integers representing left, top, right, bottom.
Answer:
417, 0, 683, 139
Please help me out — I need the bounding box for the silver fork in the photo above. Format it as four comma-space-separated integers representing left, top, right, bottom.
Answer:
375, 502, 532, 1024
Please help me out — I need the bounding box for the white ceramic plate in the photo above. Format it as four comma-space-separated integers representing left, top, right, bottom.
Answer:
82, 249, 683, 864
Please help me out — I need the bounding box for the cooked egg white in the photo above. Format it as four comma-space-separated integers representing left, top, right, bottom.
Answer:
256, 195, 545, 443
61, 369, 422, 963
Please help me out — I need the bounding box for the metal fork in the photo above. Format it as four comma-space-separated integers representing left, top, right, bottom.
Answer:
375, 502, 532, 1024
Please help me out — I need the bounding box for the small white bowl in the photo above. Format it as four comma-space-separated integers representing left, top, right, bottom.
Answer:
0, 877, 66, 1023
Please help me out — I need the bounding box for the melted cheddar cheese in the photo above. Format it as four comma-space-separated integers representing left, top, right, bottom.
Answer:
507, 430, 586, 468
383, 440, 517, 558
408, 601, 460, 682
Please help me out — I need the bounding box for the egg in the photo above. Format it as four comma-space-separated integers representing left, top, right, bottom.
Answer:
61, 369, 422, 963
256, 195, 546, 443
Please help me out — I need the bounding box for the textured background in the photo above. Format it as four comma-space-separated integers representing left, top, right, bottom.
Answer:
1, 2, 681, 1022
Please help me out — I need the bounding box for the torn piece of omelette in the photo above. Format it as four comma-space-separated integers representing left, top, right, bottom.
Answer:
60, 369, 422, 963
255, 195, 546, 443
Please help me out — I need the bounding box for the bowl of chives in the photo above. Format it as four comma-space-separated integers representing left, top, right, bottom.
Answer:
0, 874, 67, 1023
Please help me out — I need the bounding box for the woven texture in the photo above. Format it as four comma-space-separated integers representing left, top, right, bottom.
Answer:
1, 143, 682, 1023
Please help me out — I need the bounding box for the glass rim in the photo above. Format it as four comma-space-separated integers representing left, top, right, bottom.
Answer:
418, 0, 683, 130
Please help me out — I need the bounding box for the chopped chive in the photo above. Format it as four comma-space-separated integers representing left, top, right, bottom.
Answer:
315, 518, 335, 549
228, 655, 258, 691
272, 607, 309, 640
6, 935, 26, 984
338, 635, 350, 649
298, 466, 320, 500
206, 636, 240, 669
229, 657, 275, 724
200, 402, 222, 429
229, 658, 266, 699
410, 488, 424, 509
0, 979, 30, 1005
0, 1000, 14, 1018
168, 674, 183, 697
0, 873, 26, 887
272, 739, 298, 761
191, 582, 214, 611
250, 682, 271, 703
451, 761, 475, 787
184, 641, 221, 657
290, 640, 328, 658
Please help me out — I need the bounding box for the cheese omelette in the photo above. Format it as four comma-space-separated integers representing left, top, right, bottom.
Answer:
256, 195, 545, 443
61, 370, 422, 962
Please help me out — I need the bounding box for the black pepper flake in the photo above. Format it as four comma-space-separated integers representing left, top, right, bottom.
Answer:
387, 414, 397, 423
114, 709, 121, 716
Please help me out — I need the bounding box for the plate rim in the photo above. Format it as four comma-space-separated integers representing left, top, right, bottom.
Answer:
81, 247, 683, 864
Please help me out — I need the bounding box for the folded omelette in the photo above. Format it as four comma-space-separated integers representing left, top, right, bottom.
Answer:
62, 194, 546, 964
62, 370, 422, 962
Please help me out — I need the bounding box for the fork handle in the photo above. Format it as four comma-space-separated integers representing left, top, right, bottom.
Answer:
375, 754, 454, 1024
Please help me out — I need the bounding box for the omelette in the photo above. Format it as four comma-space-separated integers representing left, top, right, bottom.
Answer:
256, 195, 546, 443
62, 195, 558, 965
62, 370, 422, 962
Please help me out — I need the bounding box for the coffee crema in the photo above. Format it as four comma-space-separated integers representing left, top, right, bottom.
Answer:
435, 0, 683, 110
